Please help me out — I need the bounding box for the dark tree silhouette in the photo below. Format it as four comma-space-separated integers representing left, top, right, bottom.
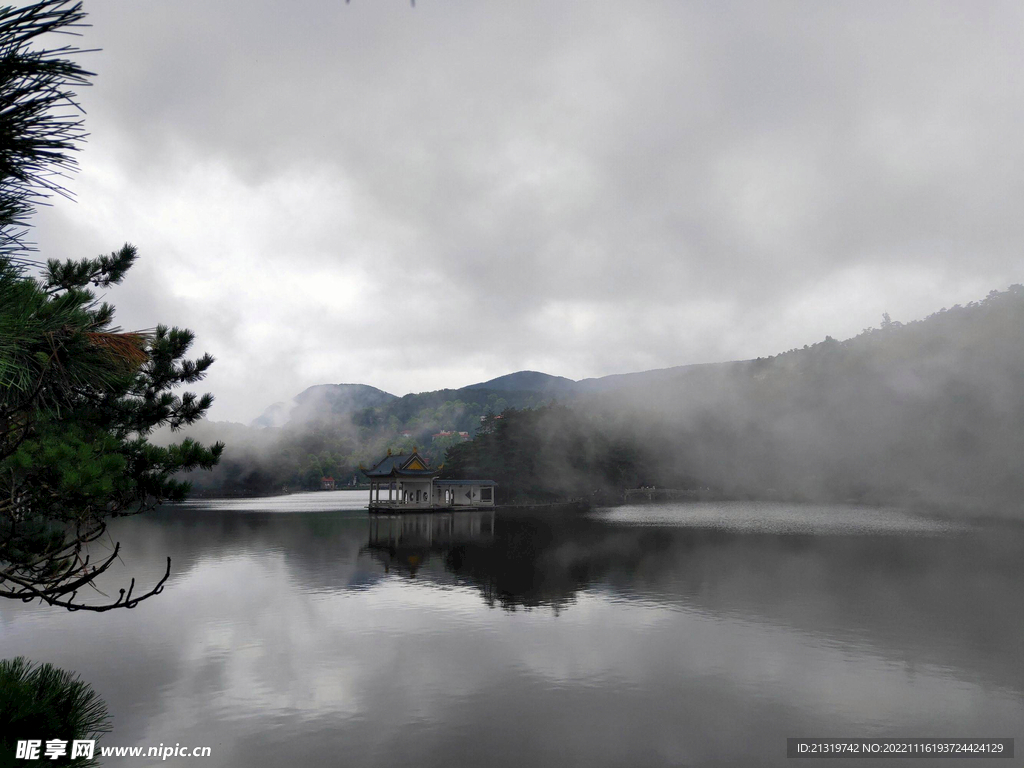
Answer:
0, 1, 223, 611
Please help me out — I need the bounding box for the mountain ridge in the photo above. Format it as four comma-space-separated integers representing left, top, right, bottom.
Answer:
249, 362, 747, 428
253, 383, 397, 428
462, 370, 578, 394
186, 284, 1024, 507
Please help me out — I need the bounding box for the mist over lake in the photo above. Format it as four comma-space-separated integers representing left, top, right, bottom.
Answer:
3, 1, 1024, 765
2, 493, 1020, 767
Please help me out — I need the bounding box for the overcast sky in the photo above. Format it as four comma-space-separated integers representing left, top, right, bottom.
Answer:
30, 0, 1024, 423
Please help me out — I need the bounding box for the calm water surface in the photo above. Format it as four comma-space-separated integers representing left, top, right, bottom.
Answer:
2, 493, 1022, 767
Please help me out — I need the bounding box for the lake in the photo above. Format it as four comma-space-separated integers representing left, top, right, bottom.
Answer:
2, 492, 1022, 766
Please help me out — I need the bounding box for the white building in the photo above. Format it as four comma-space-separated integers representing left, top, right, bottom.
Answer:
362, 448, 496, 511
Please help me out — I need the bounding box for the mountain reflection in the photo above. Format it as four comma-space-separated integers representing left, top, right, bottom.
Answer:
127, 502, 1024, 695
93, 501, 1024, 697
362, 507, 1024, 694
4, 499, 1022, 768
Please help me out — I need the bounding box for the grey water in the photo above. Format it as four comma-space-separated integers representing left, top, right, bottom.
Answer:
2, 492, 1022, 767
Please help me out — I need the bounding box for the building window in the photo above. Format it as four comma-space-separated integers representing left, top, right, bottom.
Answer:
481, 487, 492, 502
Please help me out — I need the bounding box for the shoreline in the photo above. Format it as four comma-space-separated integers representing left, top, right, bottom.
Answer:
179, 487, 1024, 523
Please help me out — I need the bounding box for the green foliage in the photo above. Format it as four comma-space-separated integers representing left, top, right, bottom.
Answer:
188, 393, 539, 494
0, 1, 92, 257
0, 657, 109, 768
0, 0, 222, 610
441, 405, 637, 502
0, 251, 223, 609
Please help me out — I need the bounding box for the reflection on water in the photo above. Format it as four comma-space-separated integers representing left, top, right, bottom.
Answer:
1, 493, 1021, 767
590, 500, 968, 534
180, 488, 370, 513
365, 511, 496, 577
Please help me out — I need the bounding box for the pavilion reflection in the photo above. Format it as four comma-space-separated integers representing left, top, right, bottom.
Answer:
364, 509, 588, 611
364, 510, 496, 577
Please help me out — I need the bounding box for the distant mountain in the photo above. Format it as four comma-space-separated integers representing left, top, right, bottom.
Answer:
575, 360, 749, 393
252, 383, 396, 427
464, 364, 764, 396
464, 370, 578, 394
251, 365, 759, 430
252, 401, 291, 429
445, 286, 1024, 512
183, 285, 1024, 505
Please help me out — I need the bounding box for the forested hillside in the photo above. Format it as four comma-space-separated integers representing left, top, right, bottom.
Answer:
171, 384, 559, 493
444, 286, 1024, 513
175, 285, 1023, 511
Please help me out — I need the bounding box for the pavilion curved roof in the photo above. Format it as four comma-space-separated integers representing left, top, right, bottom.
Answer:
363, 450, 436, 478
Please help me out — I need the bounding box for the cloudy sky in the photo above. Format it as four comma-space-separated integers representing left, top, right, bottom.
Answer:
31, 0, 1024, 423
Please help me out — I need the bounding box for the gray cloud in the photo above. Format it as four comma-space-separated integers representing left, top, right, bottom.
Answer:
28, 0, 1024, 421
